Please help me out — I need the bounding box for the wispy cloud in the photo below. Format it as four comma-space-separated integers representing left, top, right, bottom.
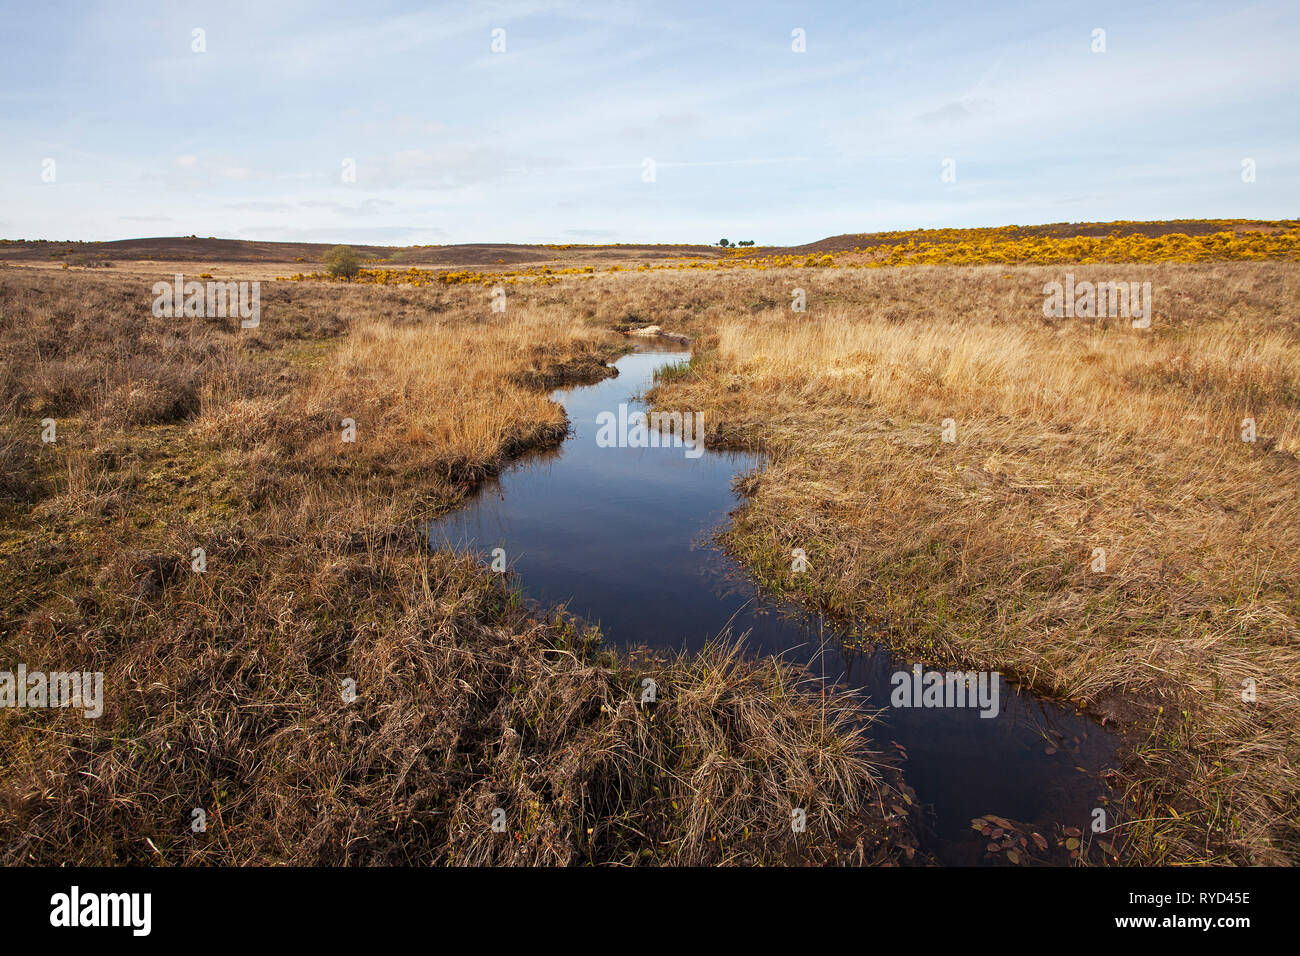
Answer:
1, 0, 1296, 243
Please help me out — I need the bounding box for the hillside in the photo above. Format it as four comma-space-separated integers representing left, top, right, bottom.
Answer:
3, 220, 1295, 269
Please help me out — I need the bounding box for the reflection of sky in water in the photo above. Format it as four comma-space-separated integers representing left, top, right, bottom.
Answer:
431, 347, 1118, 862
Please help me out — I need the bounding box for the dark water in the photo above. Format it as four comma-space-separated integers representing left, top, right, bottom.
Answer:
431, 343, 1118, 863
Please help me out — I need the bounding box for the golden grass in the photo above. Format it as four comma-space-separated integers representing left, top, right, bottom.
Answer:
650, 262, 1300, 864
305, 310, 602, 469
706, 305, 1298, 451
0, 267, 906, 866
6, 257, 1296, 866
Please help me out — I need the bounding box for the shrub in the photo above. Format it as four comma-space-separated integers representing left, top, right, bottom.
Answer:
324, 245, 361, 280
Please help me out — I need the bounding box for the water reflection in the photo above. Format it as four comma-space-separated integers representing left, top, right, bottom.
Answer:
431, 345, 1118, 862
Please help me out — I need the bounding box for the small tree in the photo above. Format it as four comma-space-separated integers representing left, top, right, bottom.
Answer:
324, 245, 361, 280
718, 238, 731, 247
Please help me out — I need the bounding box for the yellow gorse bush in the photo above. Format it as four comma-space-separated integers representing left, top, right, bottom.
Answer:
277, 223, 1300, 287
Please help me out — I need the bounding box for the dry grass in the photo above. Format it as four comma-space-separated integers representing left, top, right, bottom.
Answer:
4, 516, 898, 866
649, 261, 1300, 865
0, 267, 907, 866
7, 256, 1292, 867
299, 310, 611, 475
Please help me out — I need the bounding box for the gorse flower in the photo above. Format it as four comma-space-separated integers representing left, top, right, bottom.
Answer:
280, 222, 1300, 287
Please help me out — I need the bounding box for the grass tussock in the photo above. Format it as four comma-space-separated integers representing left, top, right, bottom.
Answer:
649, 262, 1300, 865
297, 310, 614, 479
0, 268, 904, 866
3, 514, 896, 865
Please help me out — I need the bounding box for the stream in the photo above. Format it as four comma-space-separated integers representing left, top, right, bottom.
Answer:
430, 341, 1119, 863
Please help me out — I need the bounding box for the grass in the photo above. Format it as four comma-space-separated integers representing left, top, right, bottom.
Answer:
0, 267, 908, 866
647, 261, 1300, 865
4, 253, 1296, 867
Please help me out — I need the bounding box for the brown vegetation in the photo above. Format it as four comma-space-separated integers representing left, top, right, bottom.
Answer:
648, 262, 1300, 865
0, 268, 905, 866
4, 253, 1295, 867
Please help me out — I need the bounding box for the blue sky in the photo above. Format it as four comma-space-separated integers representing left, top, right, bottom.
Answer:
2, 0, 1297, 245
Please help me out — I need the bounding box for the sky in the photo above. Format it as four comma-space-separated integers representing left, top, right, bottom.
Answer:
1, 0, 1297, 246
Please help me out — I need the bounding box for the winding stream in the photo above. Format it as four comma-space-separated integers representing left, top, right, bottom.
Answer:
431, 341, 1119, 863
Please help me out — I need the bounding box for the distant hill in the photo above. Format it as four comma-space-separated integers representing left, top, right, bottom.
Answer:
1, 220, 1294, 266
782, 219, 1297, 254
0, 236, 725, 267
